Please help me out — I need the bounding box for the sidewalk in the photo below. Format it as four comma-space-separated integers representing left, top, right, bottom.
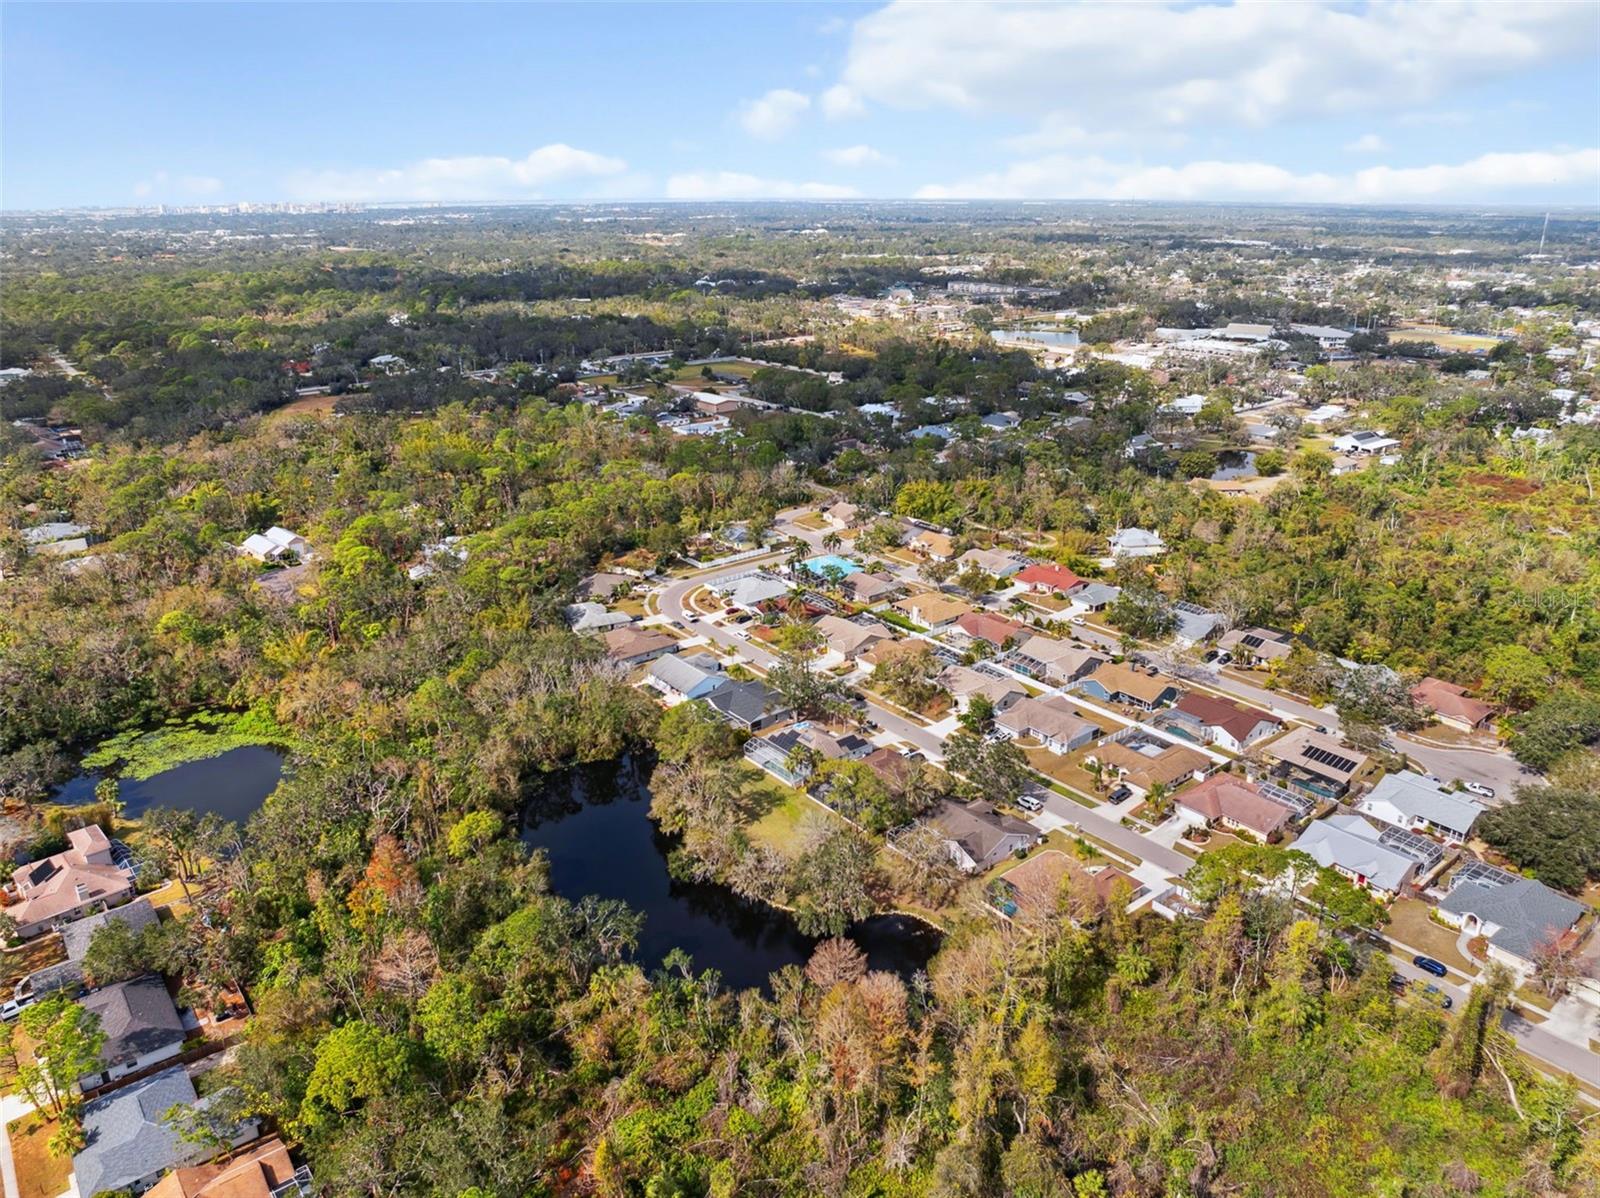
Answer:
0, 1091, 36, 1198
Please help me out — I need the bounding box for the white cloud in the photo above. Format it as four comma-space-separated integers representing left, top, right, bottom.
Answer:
915, 147, 1600, 202
822, 144, 895, 168
133, 171, 223, 199
820, 84, 866, 120
1344, 133, 1389, 154
737, 89, 811, 139
836, 1, 1595, 134
665, 171, 859, 200
283, 144, 626, 202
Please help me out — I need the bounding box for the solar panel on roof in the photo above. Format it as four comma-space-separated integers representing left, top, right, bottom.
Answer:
1300, 744, 1359, 774
1240, 634, 1266, 649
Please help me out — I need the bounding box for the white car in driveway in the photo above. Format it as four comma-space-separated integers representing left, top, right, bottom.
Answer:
1462, 781, 1496, 799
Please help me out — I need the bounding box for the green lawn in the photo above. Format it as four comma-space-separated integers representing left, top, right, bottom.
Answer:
744, 774, 840, 858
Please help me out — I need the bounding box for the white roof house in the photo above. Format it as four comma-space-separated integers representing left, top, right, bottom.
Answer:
1161, 394, 1207, 416
239, 526, 312, 562
721, 572, 792, 611
1108, 528, 1166, 557
1356, 771, 1484, 843
1333, 430, 1401, 455
1303, 404, 1348, 425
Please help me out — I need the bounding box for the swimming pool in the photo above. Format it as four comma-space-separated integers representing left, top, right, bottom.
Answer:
802, 554, 863, 577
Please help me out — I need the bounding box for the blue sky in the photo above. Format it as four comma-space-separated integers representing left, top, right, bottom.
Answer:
4, 1, 1598, 209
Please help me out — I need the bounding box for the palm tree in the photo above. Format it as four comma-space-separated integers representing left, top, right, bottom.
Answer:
821, 531, 843, 553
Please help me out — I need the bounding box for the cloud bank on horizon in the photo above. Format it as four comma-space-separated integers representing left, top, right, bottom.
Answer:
3, 0, 1596, 207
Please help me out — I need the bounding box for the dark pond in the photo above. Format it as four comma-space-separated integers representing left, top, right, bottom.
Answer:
1209, 449, 1258, 480
520, 760, 943, 992
52, 745, 287, 824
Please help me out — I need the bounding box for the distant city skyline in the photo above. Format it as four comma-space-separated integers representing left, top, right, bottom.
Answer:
3, 1, 1598, 210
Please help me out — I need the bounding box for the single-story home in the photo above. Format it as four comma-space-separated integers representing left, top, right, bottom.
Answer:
1009, 636, 1105, 685
1014, 563, 1087, 595
238, 525, 312, 563
1175, 773, 1293, 841
938, 666, 1026, 714
1333, 429, 1401, 456
645, 652, 726, 702
1288, 814, 1417, 899
1356, 771, 1485, 843
1437, 869, 1587, 973
79, 974, 188, 1088
1410, 677, 1497, 733
701, 680, 792, 732
1108, 528, 1166, 557
576, 571, 634, 601
860, 746, 916, 791
823, 501, 861, 529
1069, 582, 1120, 611
861, 638, 934, 672
954, 547, 1025, 578
953, 610, 1027, 648
841, 571, 899, 604
76, 1067, 258, 1197
814, 614, 892, 660
17, 898, 161, 1000
1171, 601, 1226, 646
995, 696, 1100, 755
1074, 663, 1181, 711
1263, 726, 1370, 799
6, 825, 134, 939
1085, 738, 1210, 797
720, 572, 793, 612
909, 529, 956, 561
565, 601, 633, 634
1169, 692, 1283, 752
145, 1136, 310, 1198
602, 626, 677, 667
768, 723, 873, 763
930, 800, 1038, 873
992, 849, 1142, 924
892, 593, 974, 630
1217, 626, 1295, 665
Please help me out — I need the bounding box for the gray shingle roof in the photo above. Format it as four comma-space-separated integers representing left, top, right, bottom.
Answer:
61, 897, 160, 962
80, 974, 187, 1070
647, 652, 723, 695
1441, 876, 1586, 962
1290, 815, 1416, 893
1359, 772, 1484, 839
76, 1066, 201, 1196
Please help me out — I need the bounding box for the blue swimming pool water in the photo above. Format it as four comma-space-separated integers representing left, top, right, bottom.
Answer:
802, 554, 862, 576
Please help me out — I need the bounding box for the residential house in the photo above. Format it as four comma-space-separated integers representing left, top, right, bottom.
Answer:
908, 529, 956, 561
930, 801, 1037, 873
1123, 432, 1162, 460
892, 592, 974, 629
1161, 393, 1207, 416
1008, 635, 1105, 685
645, 652, 726, 702
1175, 774, 1292, 841
1357, 771, 1485, 843
1069, 581, 1120, 611
993, 850, 1142, 923
1263, 726, 1369, 799
721, 572, 793, 612
766, 723, 873, 766
1332, 429, 1401, 455
995, 696, 1100, 755
1108, 528, 1166, 557
6, 825, 133, 939
701, 680, 792, 732
981, 410, 1021, 430
145, 1137, 312, 1198
1437, 868, 1588, 973
1217, 625, 1294, 665
1410, 677, 1497, 733
407, 536, 467, 581
862, 637, 934, 672
814, 614, 892, 660
75, 1067, 258, 1197
860, 746, 916, 791
841, 571, 899, 604
1169, 692, 1283, 752
1288, 814, 1417, 899
1084, 736, 1209, 798
823, 501, 861, 529
1014, 563, 1086, 595
79, 974, 188, 1087
1074, 663, 1181, 711
938, 666, 1025, 714
1302, 403, 1348, 425
954, 547, 1025, 578
953, 610, 1027, 649
22, 521, 91, 549
576, 571, 633, 601
1170, 601, 1226, 646
238, 526, 312, 563
602, 626, 676, 667
17, 898, 160, 1000
565, 601, 633, 634
695, 393, 744, 417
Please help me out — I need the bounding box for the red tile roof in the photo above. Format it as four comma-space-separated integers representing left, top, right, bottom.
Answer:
1410, 677, 1496, 727
1173, 691, 1281, 741
955, 611, 1026, 646
1015, 563, 1086, 592
1177, 774, 1291, 837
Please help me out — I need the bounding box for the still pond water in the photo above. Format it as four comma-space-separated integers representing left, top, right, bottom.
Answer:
520, 760, 943, 992
52, 745, 287, 824
1209, 449, 1258, 480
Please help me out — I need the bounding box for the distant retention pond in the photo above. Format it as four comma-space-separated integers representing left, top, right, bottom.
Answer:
520, 759, 942, 992
52, 745, 287, 824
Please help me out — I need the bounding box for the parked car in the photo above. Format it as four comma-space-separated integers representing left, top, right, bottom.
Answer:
1108, 784, 1134, 803
1412, 955, 1449, 978
1387, 972, 1410, 995
1420, 983, 1454, 1010
1, 996, 35, 1022
1462, 781, 1495, 799
1015, 794, 1044, 813
1202, 650, 1218, 663
1215, 652, 1232, 665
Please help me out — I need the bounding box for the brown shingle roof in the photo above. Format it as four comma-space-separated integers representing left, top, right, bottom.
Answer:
1173, 691, 1281, 741
1177, 774, 1291, 837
